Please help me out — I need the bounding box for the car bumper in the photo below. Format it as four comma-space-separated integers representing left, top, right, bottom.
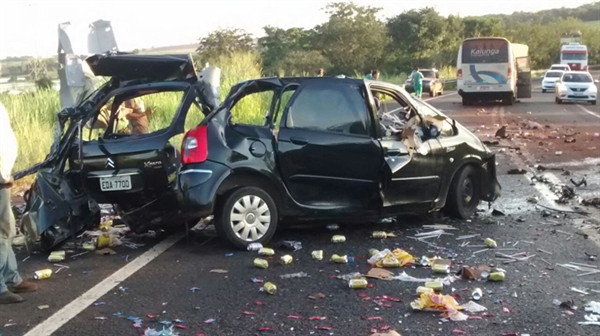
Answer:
558, 93, 597, 102
177, 160, 232, 217
480, 154, 501, 202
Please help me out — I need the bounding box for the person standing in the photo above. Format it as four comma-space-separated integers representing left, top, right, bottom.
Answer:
371, 70, 380, 80
315, 68, 324, 77
363, 70, 373, 80
123, 97, 153, 135
0, 101, 38, 305
411, 67, 424, 99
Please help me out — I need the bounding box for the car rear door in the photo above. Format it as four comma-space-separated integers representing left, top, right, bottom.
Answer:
516, 56, 532, 98
275, 80, 385, 209
75, 84, 197, 211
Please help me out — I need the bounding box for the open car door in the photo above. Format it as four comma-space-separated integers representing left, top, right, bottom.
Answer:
516, 56, 532, 98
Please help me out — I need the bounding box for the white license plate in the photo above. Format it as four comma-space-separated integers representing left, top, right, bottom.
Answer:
478, 86, 490, 91
100, 176, 132, 191
573, 92, 584, 96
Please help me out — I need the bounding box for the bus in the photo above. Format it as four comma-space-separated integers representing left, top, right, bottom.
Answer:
561, 43, 588, 71
456, 37, 531, 106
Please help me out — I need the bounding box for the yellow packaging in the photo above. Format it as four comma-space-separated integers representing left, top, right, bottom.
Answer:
417, 286, 434, 294
382, 257, 400, 268
263, 282, 277, 295
34, 269, 52, 280
97, 232, 112, 248
258, 247, 275, 256
254, 258, 269, 269
311, 250, 324, 260
331, 235, 346, 243
425, 281, 443, 292
280, 255, 293, 265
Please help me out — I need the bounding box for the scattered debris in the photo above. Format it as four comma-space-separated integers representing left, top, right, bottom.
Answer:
368, 249, 415, 268
280, 272, 308, 279
507, 168, 527, 175
582, 197, 600, 208
210, 269, 228, 273
308, 293, 326, 300
392, 271, 436, 282
570, 177, 587, 187
37, 305, 50, 310
366, 268, 395, 281
278, 240, 302, 251
95, 248, 117, 256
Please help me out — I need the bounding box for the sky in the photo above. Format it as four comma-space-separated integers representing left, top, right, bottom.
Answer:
0, 0, 595, 58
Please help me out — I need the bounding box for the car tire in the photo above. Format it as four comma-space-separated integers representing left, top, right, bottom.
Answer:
502, 96, 513, 106
542, 89, 546, 93
445, 165, 480, 219
215, 186, 278, 249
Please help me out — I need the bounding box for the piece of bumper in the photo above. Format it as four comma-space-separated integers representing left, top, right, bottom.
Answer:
177, 160, 231, 217
480, 154, 501, 202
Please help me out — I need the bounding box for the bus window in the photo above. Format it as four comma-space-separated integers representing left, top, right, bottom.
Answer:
461, 39, 509, 64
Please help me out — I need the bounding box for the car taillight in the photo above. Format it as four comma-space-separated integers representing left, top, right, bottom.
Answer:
182, 125, 208, 164
507, 68, 512, 78
457, 69, 462, 78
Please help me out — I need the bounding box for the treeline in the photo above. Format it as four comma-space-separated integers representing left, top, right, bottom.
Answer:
196, 2, 600, 76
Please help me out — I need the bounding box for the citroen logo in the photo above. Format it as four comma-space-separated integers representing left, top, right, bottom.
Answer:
106, 158, 115, 169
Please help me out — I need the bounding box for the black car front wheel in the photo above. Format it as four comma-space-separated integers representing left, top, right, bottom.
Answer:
215, 186, 278, 249
445, 165, 480, 219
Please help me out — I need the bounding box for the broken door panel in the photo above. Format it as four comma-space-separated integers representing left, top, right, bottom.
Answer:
88, 20, 119, 54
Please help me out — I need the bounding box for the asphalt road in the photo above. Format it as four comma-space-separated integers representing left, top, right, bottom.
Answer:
1, 76, 600, 336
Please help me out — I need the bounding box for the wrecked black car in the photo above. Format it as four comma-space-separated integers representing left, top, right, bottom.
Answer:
16, 53, 501, 251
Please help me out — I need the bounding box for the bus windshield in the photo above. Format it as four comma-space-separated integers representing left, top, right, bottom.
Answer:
461, 39, 509, 64
561, 53, 587, 61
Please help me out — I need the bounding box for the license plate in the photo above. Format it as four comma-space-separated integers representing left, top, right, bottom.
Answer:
478, 86, 490, 91
100, 176, 132, 191
573, 92, 584, 96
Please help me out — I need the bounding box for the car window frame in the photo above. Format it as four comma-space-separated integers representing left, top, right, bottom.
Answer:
280, 80, 374, 138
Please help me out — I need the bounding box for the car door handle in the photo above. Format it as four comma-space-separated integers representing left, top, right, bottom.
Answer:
290, 137, 308, 146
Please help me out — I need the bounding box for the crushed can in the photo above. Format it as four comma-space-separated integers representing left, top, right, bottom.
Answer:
382, 257, 400, 268
489, 271, 505, 281
432, 263, 450, 274
280, 255, 293, 265
417, 286, 434, 294
484, 238, 498, 248
331, 254, 348, 263
254, 258, 269, 269
472, 288, 483, 300
258, 247, 275, 256
312, 250, 324, 260
82, 242, 96, 251
331, 235, 346, 243
372, 231, 387, 239
247, 243, 263, 251
34, 269, 52, 280
369, 248, 379, 257
263, 282, 277, 295
348, 278, 368, 289
48, 250, 66, 263
425, 281, 443, 292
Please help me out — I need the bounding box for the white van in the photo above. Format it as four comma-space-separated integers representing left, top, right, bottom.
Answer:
457, 37, 532, 106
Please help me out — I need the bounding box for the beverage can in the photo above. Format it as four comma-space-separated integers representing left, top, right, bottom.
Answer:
82, 242, 96, 251
311, 250, 324, 260
254, 258, 269, 269
331, 235, 346, 243
485, 238, 497, 248
372, 231, 387, 239
348, 278, 368, 289
417, 286, 434, 294
258, 247, 275, 256
331, 254, 348, 263
247, 243, 263, 251
48, 250, 66, 263
382, 257, 400, 268
432, 263, 450, 274
472, 288, 483, 300
34, 269, 52, 280
263, 282, 277, 295
369, 248, 379, 257
280, 255, 293, 265
489, 271, 505, 281
425, 281, 443, 292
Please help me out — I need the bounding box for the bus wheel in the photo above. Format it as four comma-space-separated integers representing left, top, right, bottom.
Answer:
502, 96, 513, 106
462, 97, 470, 106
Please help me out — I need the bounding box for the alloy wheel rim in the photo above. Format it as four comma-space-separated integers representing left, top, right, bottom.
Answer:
230, 195, 271, 241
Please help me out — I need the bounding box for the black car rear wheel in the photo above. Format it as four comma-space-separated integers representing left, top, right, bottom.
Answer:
215, 186, 278, 249
445, 165, 480, 219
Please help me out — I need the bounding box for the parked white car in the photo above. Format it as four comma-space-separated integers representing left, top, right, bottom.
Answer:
555, 71, 598, 105
549, 64, 571, 72
542, 70, 564, 93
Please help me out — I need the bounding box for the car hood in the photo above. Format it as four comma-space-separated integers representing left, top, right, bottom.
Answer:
86, 53, 198, 81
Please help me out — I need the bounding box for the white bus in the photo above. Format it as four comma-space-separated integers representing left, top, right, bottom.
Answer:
456, 37, 532, 106
561, 43, 588, 71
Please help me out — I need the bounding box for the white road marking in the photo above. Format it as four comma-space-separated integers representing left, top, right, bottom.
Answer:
24, 233, 185, 336
576, 104, 600, 119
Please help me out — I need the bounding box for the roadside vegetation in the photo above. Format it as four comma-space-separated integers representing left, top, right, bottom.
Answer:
1, 1, 599, 188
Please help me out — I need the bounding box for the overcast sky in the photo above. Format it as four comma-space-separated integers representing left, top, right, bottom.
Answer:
0, 0, 595, 58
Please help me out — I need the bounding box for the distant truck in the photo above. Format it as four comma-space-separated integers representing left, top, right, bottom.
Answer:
560, 43, 588, 71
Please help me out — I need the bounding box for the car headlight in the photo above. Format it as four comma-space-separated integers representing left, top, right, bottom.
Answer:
588, 85, 597, 93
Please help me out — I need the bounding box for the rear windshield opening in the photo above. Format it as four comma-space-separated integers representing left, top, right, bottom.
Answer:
562, 73, 592, 83
461, 39, 509, 64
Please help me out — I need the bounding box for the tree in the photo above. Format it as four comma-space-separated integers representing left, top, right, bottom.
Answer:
275, 50, 330, 76
314, 2, 389, 74
462, 17, 506, 38
196, 28, 255, 64
259, 26, 317, 73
